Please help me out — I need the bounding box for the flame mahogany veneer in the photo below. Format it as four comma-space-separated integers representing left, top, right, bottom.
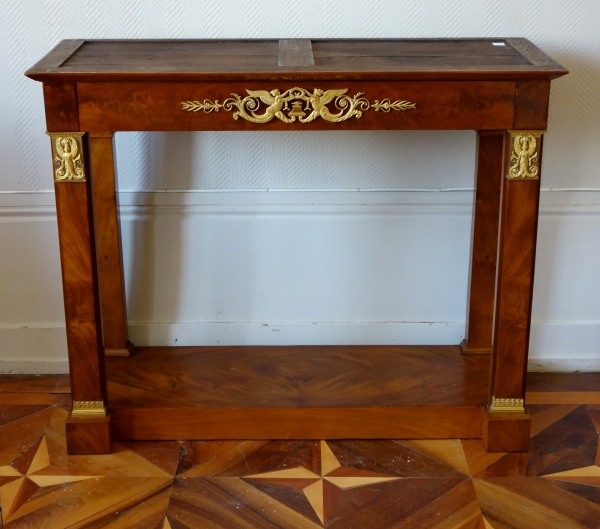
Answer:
26, 38, 567, 454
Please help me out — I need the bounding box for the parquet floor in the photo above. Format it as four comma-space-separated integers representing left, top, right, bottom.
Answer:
1, 375, 600, 528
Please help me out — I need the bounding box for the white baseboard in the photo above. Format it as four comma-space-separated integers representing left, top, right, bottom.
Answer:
1, 321, 599, 374
0, 326, 68, 374
127, 320, 465, 346
528, 322, 600, 372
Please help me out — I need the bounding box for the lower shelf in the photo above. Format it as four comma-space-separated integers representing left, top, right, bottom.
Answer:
105, 344, 491, 440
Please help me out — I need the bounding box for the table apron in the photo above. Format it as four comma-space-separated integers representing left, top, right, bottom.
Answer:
77, 80, 516, 132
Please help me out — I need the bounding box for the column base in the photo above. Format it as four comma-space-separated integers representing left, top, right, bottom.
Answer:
105, 341, 134, 357
66, 412, 112, 454
459, 339, 492, 355
482, 409, 530, 452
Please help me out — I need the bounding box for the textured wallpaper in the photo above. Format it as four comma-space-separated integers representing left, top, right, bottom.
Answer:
1, 0, 598, 192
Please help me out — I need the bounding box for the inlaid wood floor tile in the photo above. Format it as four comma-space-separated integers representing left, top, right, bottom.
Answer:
0, 407, 55, 466
392, 480, 484, 529
176, 440, 254, 475
159, 517, 172, 529
473, 453, 528, 479
324, 477, 467, 528
400, 439, 471, 476
528, 404, 580, 438
545, 480, 600, 507
76, 487, 172, 529
0, 393, 71, 406
120, 441, 182, 476
0, 465, 21, 489
245, 478, 324, 526
474, 477, 600, 529
460, 440, 506, 477
2, 401, 600, 527
586, 405, 600, 433
243, 440, 408, 526
0, 407, 174, 528
178, 440, 320, 478
168, 476, 322, 528
482, 516, 511, 529
0, 375, 70, 394
331, 440, 465, 478
527, 405, 600, 477
0, 405, 50, 428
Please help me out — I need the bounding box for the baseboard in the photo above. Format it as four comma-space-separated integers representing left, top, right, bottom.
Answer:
0, 326, 69, 374
126, 320, 465, 347
528, 322, 600, 372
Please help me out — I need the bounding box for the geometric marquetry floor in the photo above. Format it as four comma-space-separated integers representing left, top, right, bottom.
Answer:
2, 386, 600, 527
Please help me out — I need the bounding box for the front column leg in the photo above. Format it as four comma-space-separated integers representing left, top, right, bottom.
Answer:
484, 130, 544, 452
48, 132, 111, 454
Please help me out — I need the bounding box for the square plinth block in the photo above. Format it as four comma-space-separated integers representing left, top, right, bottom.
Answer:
66, 412, 112, 455
482, 409, 531, 452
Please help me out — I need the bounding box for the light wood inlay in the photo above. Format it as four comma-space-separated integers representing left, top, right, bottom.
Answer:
0, 400, 599, 527
278, 39, 315, 67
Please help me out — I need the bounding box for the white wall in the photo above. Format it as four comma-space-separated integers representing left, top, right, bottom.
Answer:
1, 0, 599, 373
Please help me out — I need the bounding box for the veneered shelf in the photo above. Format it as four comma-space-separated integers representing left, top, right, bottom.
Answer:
107, 345, 490, 441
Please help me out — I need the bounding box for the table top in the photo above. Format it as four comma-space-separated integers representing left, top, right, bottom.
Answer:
26, 38, 567, 83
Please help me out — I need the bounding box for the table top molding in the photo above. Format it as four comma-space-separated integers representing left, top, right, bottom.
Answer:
26, 38, 567, 83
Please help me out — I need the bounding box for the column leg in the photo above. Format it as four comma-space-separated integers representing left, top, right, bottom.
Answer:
483, 130, 545, 452
48, 132, 112, 454
90, 133, 132, 357
461, 131, 503, 355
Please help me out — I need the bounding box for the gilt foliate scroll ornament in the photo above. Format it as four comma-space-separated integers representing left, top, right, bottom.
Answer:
72, 400, 107, 418
46, 132, 86, 182
180, 100, 223, 113
507, 130, 545, 180
181, 87, 416, 124
371, 99, 417, 112
489, 397, 525, 413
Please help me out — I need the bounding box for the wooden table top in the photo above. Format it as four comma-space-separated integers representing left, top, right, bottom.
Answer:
26, 38, 567, 83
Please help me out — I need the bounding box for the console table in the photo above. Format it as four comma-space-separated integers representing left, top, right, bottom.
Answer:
26, 39, 567, 455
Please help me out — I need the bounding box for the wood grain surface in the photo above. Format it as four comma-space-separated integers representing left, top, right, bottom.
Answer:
105, 345, 490, 409
76, 80, 515, 131
65, 413, 112, 455
462, 132, 503, 355
489, 133, 543, 402
278, 39, 314, 67
54, 172, 106, 403
25, 38, 568, 82
6, 373, 598, 402
103, 345, 488, 442
1, 398, 599, 528
42, 82, 80, 132
513, 80, 551, 129
482, 410, 531, 452
0, 375, 70, 394
27, 37, 569, 456
90, 133, 131, 357
110, 406, 484, 441
52, 131, 111, 454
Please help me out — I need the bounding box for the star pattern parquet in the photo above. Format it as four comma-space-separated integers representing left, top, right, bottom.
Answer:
1, 403, 600, 527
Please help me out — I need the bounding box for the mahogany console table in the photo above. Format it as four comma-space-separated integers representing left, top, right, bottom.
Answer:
26, 39, 567, 455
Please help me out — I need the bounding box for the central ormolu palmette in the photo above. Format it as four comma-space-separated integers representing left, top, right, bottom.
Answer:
181, 87, 416, 124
